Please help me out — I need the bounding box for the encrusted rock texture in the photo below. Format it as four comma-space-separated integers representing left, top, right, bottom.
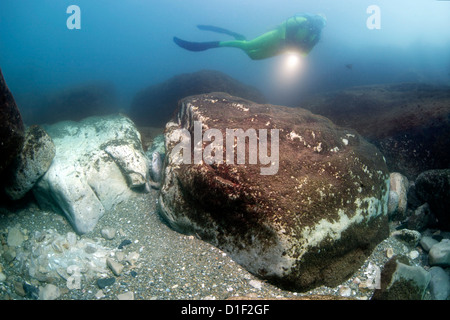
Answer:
158, 92, 390, 292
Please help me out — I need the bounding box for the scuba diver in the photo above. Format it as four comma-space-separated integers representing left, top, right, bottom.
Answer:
173, 13, 326, 60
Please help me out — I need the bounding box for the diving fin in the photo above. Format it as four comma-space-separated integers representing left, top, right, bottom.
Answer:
197, 25, 247, 41
173, 37, 221, 52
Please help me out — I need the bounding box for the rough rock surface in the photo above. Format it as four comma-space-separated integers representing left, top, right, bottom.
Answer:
415, 169, 450, 230
301, 83, 450, 180
3, 125, 55, 200
129, 70, 266, 127
33, 114, 149, 234
0, 68, 25, 176
158, 92, 390, 292
372, 256, 431, 300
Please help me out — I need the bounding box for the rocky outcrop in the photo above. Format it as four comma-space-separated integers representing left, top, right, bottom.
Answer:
301, 83, 450, 180
0, 68, 25, 176
33, 114, 150, 235
158, 92, 390, 292
129, 70, 266, 127
3, 125, 55, 200
22, 82, 119, 125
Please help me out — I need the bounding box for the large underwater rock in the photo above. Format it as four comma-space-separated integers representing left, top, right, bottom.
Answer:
0, 68, 25, 176
129, 70, 266, 127
300, 83, 450, 180
415, 169, 450, 230
33, 114, 149, 235
22, 82, 119, 125
3, 125, 55, 200
158, 92, 390, 292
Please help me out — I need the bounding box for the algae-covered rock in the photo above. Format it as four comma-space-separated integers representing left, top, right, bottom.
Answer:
0, 68, 25, 176
158, 92, 390, 292
372, 256, 430, 300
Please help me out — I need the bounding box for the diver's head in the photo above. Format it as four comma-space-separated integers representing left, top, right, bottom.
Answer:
288, 13, 326, 54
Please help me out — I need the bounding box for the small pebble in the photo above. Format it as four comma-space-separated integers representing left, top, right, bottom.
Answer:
101, 228, 116, 240
386, 247, 394, 259
97, 277, 116, 289
107, 258, 124, 276
339, 286, 352, 297
117, 291, 134, 300
409, 250, 419, 260
118, 239, 132, 249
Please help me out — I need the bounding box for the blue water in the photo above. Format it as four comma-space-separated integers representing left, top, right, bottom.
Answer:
1, 0, 449, 110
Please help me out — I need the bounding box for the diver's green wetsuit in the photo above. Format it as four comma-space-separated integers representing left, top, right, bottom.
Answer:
173, 13, 326, 60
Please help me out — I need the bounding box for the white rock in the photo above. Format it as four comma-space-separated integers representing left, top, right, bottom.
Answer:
7, 227, 24, 247
117, 291, 134, 300
429, 239, 450, 267
95, 290, 105, 299
339, 285, 352, 297
389, 172, 409, 218
101, 228, 116, 240
409, 250, 419, 260
107, 258, 124, 276
249, 279, 263, 290
39, 284, 61, 300
33, 115, 149, 234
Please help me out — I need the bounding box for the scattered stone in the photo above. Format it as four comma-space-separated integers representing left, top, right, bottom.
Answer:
386, 248, 394, 259
115, 251, 125, 261
372, 256, 430, 300
23, 282, 40, 300
7, 227, 25, 247
0, 272, 6, 282
14, 281, 26, 297
339, 286, 352, 297
389, 173, 409, 221
97, 277, 116, 289
415, 169, 450, 230
409, 250, 419, 260
107, 258, 124, 276
118, 239, 132, 249
428, 239, 450, 267
126, 252, 140, 265
249, 280, 263, 290
3, 125, 55, 200
101, 227, 116, 240
428, 266, 450, 300
3, 246, 16, 263
390, 229, 421, 247
39, 284, 61, 300
419, 236, 439, 252
95, 290, 105, 299
117, 291, 134, 300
